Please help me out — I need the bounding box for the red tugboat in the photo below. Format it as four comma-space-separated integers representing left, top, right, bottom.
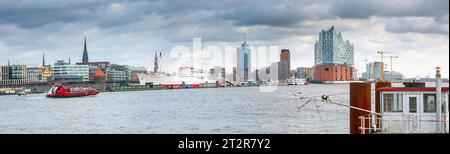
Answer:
46, 83, 100, 98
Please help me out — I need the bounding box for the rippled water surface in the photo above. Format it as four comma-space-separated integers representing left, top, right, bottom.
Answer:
0, 84, 350, 134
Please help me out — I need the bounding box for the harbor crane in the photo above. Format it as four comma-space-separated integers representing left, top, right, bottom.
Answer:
387, 55, 399, 81
377, 50, 398, 81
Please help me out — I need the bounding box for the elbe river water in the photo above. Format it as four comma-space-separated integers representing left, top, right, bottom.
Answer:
0, 84, 350, 133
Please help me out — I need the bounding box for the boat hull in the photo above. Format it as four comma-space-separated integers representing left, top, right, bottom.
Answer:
46, 91, 99, 98
138, 73, 215, 88
46, 85, 100, 98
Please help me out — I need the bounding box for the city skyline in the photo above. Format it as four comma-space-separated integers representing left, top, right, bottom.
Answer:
0, 0, 448, 78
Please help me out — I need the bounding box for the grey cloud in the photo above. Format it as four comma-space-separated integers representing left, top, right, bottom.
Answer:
0, 0, 137, 28
385, 17, 449, 35
1, 0, 448, 30
330, 0, 449, 19
0, 0, 449, 78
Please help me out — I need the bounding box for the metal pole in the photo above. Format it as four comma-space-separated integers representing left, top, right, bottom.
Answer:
390, 56, 393, 81
327, 101, 382, 116
381, 53, 384, 81
436, 67, 442, 133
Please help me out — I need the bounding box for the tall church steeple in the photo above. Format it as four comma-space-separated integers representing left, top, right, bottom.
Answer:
154, 51, 159, 73
42, 51, 46, 67
82, 36, 89, 63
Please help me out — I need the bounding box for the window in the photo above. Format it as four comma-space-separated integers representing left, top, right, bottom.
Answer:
424, 94, 436, 113
409, 97, 417, 113
384, 93, 403, 112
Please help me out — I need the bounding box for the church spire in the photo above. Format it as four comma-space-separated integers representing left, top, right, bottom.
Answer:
42, 51, 45, 67
82, 36, 89, 63
154, 51, 159, 73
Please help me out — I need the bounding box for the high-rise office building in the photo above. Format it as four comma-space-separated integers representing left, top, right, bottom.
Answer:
236, 40, 251, 82
365, 61, 383, 81
280, 49, 291, 78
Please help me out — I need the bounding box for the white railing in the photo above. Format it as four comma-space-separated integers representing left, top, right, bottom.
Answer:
359, 114, 449, 134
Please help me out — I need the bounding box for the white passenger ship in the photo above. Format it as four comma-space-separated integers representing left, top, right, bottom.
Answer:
137, 66, 216, 88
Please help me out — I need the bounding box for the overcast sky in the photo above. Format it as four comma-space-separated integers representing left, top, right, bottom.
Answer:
0, 0, 448, 78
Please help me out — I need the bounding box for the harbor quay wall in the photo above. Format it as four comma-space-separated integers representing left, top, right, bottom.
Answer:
0, 81, 223, 95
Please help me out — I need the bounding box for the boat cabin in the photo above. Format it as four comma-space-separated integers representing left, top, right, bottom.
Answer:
376, 87, 449, 133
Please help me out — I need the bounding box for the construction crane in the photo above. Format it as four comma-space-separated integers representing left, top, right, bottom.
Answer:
376, 50, 393, 81
387, 55, 399, 81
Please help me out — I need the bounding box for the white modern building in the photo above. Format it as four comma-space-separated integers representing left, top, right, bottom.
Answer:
52, 60, 89, 82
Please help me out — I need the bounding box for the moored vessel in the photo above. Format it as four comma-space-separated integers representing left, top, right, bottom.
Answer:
138, 66, 216, 89
46, 84, 99, 98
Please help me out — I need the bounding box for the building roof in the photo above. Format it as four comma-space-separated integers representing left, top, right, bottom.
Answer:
129, 66, 147, 71
376, 87, 449, 92
95, 69, 105, 77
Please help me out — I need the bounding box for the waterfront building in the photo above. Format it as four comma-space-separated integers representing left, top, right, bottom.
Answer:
26, 67, 43, 82
82, 36, 89, 63
306, 67, 315, 81
256, 66, 271, 82
232, 67, 237, 82
209, 66, 226, 82
364, 61, 383, 81
130, 66, 148, 82
94, 69, 106, 84
269, 62, 278, 82
280, 49, 291, 78
364, 61, 404, 82
384, 71, 404, 81
40, 67, 52, 81
278, 61, 289, 82
107, 64, 130, 82
0, 64, 48, 85
52, 60, 89, 82
268, 61, 289, 82
314, 26, 354, 66
295, 67, 308, 79
314, 26, 355, 81
236, 40, 251, 82
315, 65, 354, 81
76, 61, 110, 81
0, 66, 8, 80
10, 65, 27, 80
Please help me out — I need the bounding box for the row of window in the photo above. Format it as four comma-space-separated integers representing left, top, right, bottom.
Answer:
383, 93, 445, 113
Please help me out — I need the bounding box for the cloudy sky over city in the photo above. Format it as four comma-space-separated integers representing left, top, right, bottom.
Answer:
0, 0, 448, 78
